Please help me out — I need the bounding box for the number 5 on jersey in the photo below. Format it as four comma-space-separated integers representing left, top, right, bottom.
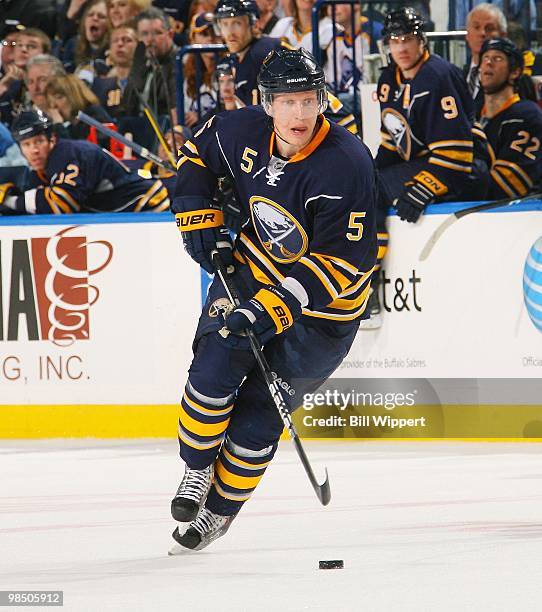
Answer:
346, 212, 366, 241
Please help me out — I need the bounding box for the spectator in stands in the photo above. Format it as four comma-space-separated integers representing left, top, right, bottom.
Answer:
0, 0, 57, 40
507, 21, 542, 78
25, 55, 67, 114
154, 0, 193, 46
0, 28, 51, 98
476, 38, 542, 198
324, 2, 383, 99
182, 13, 220, 127
59, 0, 91, 48
122, 7, 178, 120
270, 0, 333, 56
214, 0, 285, 111
92, 25, 137, 119
0, 122, 27, 168
0, 109, 170, 215
465, 3, 507, 115
256, 0, 280, 34
107, 0, 151, 27
0, 25, 21, 76
45, 74, 113, 140
71, 0, 111, 83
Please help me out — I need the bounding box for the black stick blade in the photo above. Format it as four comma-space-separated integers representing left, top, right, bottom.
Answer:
317, 468, 331, 506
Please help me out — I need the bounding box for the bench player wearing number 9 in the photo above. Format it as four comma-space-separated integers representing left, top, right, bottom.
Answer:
364, 7, 489, 326
168, 47, 377, 553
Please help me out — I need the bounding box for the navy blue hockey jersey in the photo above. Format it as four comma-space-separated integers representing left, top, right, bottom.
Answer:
476, 94, 542, 198
174, 106, 377, 322
10, 139, 169, 214
376, 53, 475, 196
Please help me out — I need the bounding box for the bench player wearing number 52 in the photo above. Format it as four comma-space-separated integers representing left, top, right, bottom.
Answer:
168, 47, 377, 552
364, 7, 488, 326
0, 110, 170, 215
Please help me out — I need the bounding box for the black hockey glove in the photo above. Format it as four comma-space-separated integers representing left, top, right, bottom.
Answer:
214, 177, 246, 234
173, 197, 233, 274
394, 181, 435, 223
226, 284, 302, 345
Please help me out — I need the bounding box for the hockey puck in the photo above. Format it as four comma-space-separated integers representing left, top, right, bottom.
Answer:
319, 560, 344, 570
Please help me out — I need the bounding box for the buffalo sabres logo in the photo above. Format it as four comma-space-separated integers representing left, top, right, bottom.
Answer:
249, 196, 308, 264
382, 108, 411, 160
209, 297, 232, 318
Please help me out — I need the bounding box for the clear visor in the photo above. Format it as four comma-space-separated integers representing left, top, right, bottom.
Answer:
260, 86, 328, 118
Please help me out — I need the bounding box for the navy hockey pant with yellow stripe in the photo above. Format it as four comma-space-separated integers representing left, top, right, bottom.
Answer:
177, 265, 359, 517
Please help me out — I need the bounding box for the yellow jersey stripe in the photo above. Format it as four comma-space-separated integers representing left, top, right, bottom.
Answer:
490, 169, 515, 197
428, 157, 472, 173
299, 257, 339, 299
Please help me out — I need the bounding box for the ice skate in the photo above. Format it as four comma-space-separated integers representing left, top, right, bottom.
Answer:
171, 464, 213, 522
168, 507, 236, 554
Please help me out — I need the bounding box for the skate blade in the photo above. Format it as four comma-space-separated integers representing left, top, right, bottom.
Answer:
168, 543, 196, 555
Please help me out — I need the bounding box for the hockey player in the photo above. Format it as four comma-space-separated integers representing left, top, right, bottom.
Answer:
214, 0, 286, 110
477, 38, 542, 198
365, 7, 485, 326
214, 0, 358, 135
0, 109, 170, 214
169, 48, 377, 552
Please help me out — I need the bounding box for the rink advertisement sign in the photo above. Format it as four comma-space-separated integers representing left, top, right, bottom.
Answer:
0, 204, 541, 437
342, 205, 542, 380
0, 218, 198, 410
0, 226, 113, 344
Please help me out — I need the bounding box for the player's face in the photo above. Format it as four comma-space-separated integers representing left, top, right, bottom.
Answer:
466, 10, 503, 56
217, 16, 253, 53
138, 18, 173, 58
26, 64, 54, 109
13, 35, 44, 68
85, 2, 109, 43
109, 28, 137, 66
19, 134, 55, 172
479, 50, 518, 93
108, 0, 138, 28
388, 33, 424, 71
270, 90, 320, 148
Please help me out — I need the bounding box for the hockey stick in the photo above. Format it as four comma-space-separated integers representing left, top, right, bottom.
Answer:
211, 250, 331, 506
133, 88, 178, 169
77, 111, 176, 173
419, 191, 542, 262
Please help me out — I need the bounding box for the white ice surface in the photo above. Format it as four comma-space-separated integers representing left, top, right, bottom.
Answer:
2, 440, 542, 612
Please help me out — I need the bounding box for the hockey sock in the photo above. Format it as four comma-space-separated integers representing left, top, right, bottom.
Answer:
205, 437, 277, 515
178, 381, 234, 469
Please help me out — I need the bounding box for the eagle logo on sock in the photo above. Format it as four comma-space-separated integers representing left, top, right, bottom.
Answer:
249, 196, 308, 264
